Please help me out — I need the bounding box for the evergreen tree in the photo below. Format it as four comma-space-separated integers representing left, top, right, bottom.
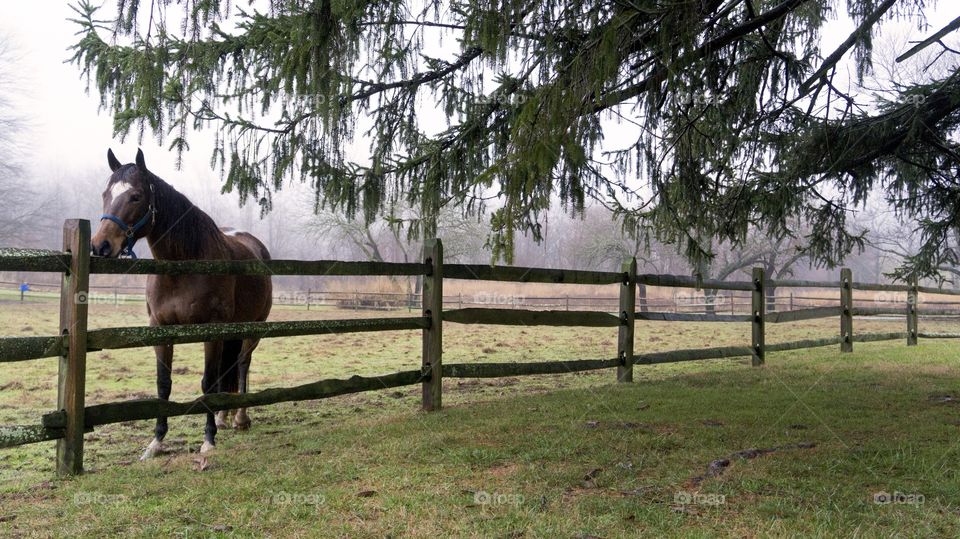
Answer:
68, 0, 960, 277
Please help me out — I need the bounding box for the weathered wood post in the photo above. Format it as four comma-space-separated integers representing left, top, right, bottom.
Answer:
306, 289, 311, 311
840, 267, 853, 353
57, 219, 90, 475
422, 238, 443, 411
752, 267, 765, 366
639, 284, 648, 313
907, 275, 918, 346
617, 257, 637, 383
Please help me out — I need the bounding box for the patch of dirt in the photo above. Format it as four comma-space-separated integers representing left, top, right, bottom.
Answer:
688, 441, 817, 487
584, 420, 650, 431
488, 463, 519, 478
0, 381, 23, 391
929, 394, 958, 404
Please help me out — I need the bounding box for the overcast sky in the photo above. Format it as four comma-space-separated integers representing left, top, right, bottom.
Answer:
1, 1, 958, 211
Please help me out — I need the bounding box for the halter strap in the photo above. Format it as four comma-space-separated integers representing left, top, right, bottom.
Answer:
100, 184, 156, 259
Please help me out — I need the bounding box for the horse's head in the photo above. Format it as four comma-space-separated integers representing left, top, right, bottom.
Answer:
91, 148, 157, 258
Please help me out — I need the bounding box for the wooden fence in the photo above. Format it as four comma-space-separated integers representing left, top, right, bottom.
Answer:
1, 219, 959, 476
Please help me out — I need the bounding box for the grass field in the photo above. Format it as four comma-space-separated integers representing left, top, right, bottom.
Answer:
1, 299, 959, 537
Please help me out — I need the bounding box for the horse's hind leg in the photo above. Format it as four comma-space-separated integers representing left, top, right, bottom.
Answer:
233, 338, 259, 430
200, 340, 224, 454
141, 344, 174, 460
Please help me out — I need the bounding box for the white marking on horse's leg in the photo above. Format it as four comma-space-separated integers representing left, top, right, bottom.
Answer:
200, 440, 216, 454
215, 410, 229, 429
233, 408, 251, 430
140, 438, 164, 461
109, 181, 132, 199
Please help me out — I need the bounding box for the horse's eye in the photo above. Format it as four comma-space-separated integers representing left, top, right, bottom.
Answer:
130, 194, 142, 202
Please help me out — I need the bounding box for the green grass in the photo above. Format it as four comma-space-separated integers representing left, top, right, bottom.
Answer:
1, 300, 959, 537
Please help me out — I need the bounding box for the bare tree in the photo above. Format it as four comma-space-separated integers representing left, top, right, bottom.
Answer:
697, 232, 810, 313
0, 36, 42, 247
864, 205, 960, 289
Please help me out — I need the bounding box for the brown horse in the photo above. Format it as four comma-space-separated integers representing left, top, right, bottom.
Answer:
91, 149, 272, 459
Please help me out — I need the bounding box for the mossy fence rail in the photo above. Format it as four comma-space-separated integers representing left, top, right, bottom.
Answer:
1, 219, 958, 475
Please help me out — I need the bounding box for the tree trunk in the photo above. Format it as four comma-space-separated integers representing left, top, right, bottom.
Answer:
704, 288, 717, 314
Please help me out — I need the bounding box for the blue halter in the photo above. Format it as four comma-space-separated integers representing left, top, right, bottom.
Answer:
100, 187, 155, 259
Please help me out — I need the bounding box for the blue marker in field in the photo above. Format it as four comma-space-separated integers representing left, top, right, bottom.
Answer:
19, 282, 29, 302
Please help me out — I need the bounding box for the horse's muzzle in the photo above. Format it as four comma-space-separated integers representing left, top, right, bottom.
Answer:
92, 240, 113, 257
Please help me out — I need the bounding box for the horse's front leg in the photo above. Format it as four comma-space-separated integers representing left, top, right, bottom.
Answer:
200, 340, 224, 454
140, 344, 174, 460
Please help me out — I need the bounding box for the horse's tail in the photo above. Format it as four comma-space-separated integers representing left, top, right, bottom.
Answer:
219, 339, 244, 393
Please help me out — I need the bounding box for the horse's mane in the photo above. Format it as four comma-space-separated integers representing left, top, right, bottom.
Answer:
133, 169, 228, 260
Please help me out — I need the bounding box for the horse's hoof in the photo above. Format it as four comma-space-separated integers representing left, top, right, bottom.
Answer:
233, 416, 251, 431
215, 414, 230, 430
139, 439, 164, 461
200, 441, 216, 454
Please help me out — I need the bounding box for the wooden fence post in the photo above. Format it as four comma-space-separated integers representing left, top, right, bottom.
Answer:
57, 219, 90, 475
422, 238, 443, 411
752, 267, 765, 366
840, 267, 853, 353
907, 275, 918, 346
617, 257, 637, 383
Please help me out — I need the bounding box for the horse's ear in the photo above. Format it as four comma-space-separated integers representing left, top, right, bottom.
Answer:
135, 148, 147, 171
107, 149, 122, 172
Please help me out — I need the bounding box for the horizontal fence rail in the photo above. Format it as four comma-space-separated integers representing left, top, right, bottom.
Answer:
443, 359, 621, 378
89, 258, 428, 276
0, 335, 63, 362
444, 264, 623, 284
0, 249, 71, 272
2, 222, 959, 476
86, 318, 428, 350
639, 274, 754, 291
43, 371, 425, 430
443, 308, 620, 326
635, 312, 752, 322
765, 306, 842, 324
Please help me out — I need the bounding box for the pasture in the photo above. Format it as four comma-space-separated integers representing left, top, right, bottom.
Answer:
1, 299, 959, 537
